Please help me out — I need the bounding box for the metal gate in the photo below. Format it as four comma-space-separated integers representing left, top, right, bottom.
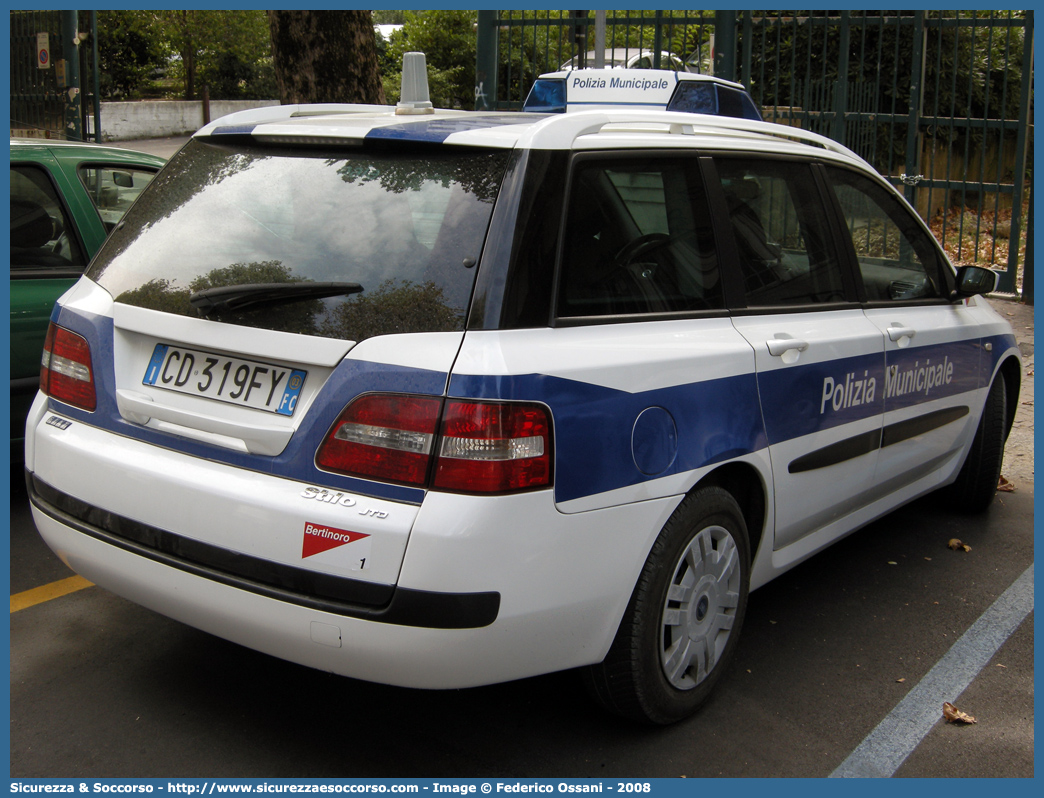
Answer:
10, 9, 100, 142
476, 10, 1033, 296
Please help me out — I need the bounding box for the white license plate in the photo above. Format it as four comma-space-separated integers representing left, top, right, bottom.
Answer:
143, 344, 307, 416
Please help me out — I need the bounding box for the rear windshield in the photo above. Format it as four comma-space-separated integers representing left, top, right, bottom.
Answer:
89, 139, 510, 341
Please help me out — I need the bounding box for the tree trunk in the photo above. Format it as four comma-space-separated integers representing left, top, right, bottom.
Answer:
268, 10, 386, 105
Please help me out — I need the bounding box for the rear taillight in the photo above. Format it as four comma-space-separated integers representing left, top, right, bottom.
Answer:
40, 323, 96, 411
316, 394, 442, 486
433, 401, 551, 493
316, 394, 552, 494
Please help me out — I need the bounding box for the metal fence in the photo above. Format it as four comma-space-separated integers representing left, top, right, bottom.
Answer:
10, 9, 100, 142
477, 10, 1033, 296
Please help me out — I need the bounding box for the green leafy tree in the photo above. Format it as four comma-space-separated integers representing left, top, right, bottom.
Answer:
95, 10, 165, 99
383, 10, 478, 109
148, 10, 274, 100
736, 10, 1029, 169
372, 11, 406, 26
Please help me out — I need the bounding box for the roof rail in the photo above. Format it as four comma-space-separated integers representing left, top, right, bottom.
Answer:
195, 103, 392, 138
519, 109, 871, 168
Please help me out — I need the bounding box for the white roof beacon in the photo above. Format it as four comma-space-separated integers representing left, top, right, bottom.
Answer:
397, 51, 434, 115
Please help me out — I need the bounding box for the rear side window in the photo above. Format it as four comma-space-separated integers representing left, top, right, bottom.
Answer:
823, 166, 943, 302
78, 164, 157, 233
90, 140, 510, 341
715, 158, 845, 306
557, 156, 722, 318
10, 165, 86, 272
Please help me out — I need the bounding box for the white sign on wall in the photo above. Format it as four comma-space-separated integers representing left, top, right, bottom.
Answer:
37, 32, 50, 69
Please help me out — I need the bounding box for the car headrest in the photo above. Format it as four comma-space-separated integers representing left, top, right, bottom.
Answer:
11, 198, 56, 248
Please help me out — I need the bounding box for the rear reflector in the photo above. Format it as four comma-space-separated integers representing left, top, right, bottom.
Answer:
40, 323, 96, 411
316, 394, 553, 494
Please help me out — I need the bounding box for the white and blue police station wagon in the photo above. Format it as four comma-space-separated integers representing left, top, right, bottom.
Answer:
27, 56, 1020, 724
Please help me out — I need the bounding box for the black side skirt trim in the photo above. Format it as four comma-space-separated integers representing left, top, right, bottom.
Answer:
27, 472, 500, 629
788, 429, 881, 474
788, 406, 970, 474
880, 406, 970, 448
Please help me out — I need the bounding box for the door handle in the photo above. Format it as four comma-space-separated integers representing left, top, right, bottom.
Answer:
887, 324, 917, 343
767, 338, 809, 357
116, 389, 294, 456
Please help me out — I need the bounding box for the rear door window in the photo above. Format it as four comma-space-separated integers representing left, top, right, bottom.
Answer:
10, 164, 86, 272
715, 158, 847, 306
557, 155, 722, 318
78, 164, 158, 233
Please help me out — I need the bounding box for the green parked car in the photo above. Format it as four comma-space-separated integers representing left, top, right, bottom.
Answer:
10, 138, 166, 457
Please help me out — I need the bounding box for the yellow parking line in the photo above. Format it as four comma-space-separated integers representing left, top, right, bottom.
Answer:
10, 575, 94, 613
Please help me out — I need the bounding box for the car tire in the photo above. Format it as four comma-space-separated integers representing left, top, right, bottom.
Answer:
945, 376, 1008, 513
584, 486, 750, 724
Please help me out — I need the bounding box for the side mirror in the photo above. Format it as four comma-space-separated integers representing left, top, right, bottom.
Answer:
112, 171, 134, 188
953, 265, 999, 298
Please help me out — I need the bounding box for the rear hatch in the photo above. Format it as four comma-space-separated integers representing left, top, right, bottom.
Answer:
90, 137, 509, 456
38, 136, 511, 595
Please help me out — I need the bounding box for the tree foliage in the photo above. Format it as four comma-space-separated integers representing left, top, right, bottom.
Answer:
95, 10, 165, 100
736, 10, 1030, 167
382, 10, 478, 109
95, 10, 274, 100
150, 10, 274, 101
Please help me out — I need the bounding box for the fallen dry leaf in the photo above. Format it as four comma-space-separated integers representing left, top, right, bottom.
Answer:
897, 677, 906, 683
998, 475, 1016, 492
948, 538, 972, 552
943, 702, 977, 724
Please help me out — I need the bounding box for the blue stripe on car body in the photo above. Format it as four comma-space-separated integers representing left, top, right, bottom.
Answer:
48, 306, 438, 505
209, 124, 258, 136
364, 114, 547, 143
48, 301, 1020, 508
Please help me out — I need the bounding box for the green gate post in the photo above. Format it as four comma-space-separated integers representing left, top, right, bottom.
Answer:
475, 10, 498, 111
902, 12, 926, 206
90, 10, 101, 141
61, 10, 81, 141
831, 11, 851, 144
714, 11, 738, 82
1001, 10, 1034, 295
1022, 188, 1033, 304
653, 10, 664, 70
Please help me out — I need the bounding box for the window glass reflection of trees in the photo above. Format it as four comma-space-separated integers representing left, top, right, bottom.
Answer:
96, 142, 507, 341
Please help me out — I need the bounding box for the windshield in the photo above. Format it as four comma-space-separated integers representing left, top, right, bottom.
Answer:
89, 139, 510, 341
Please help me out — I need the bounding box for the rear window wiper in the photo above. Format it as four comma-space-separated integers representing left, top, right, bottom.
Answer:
189, 282, 363, 315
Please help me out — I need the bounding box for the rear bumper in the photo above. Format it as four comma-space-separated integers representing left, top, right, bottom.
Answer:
31, 504, 506, 688
28, 472, 499, 629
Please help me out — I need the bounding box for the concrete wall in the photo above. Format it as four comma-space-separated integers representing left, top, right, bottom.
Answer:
99, 99, 280, 141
